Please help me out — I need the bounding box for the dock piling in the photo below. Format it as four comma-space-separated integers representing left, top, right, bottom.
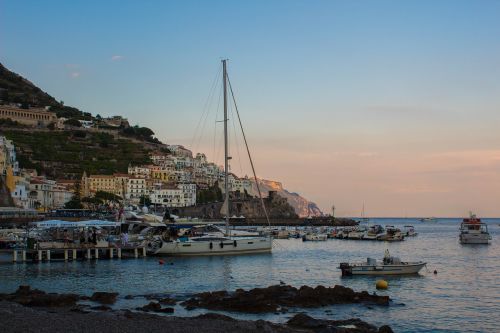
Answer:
109, 248, 113, 259
46, 250, 51, 261
72, 249, 77, 260
87, 249, 91, 260
94, 248, 99, 259
38, 250, 42, 261
117, 248, 122, 259
142, 247, 146, 257
22, 250, 26, 262
64, 250, 68, 261
12, 250, 17, 262
134, 248, 138, 258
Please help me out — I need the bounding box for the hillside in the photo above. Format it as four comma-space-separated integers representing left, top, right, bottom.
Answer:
1, 129, 152, 179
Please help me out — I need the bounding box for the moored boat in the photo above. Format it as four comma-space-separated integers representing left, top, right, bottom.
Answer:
403, 225, 418, 237
338, 250, 426, 276
302, 233, 328, 241
459, 213, 491, 244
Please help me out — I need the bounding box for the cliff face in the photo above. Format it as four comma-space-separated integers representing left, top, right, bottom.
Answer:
175, 192, 298, 219
249, 179, 323, 217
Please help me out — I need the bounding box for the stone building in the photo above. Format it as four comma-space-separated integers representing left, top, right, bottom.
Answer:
0, 105, 57, 127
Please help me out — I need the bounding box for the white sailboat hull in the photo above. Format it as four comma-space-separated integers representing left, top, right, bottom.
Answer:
150, 237, 273, 256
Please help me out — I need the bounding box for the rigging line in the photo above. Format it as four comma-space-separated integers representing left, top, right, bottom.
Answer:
195, 71, 222, 156
227, 74, 271, 228
229, 93, 244, 176
190, 65, 220, 152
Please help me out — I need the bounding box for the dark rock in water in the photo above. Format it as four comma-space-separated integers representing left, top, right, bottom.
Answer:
181, 284, 390, 313
158, 297, 177, 305
287, 313, 327, 329
138, 301, 161, 312
124, 295, 134, 300
137, 301, 174, 313
378, 325, 394, 333
195, 313, 236, 322
287, 313, 383, 332
91, 305, 112, 311
90, 292, 119, 305
0, 285, 79, 308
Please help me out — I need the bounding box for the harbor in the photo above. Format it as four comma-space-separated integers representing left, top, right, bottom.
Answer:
1, 218, 499, 332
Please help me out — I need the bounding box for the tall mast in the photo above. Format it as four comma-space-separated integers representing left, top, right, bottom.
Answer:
222, 59, 230, 233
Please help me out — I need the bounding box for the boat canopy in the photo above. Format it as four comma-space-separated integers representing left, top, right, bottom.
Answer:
33, 220, 120, 228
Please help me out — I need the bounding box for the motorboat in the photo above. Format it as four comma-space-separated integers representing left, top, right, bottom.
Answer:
347, 225, 367, 240
362, 225, 385, 240
376, 225, 404, 241
302, 233, 328, 241
403, 225, 418, 237
338, 250, 426, 276
419, 217, 437, 223
459, 213, 491, 244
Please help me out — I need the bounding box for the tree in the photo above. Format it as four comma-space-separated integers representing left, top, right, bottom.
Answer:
65, 180, 83, 209
139, 195, 151, 206
95, 190, 122, 203
64, 118, 81, 127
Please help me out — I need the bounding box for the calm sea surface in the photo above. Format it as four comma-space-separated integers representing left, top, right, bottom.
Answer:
1, 218, 499, 332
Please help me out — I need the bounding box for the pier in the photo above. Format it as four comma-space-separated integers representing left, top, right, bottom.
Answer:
2, 245, 147, 263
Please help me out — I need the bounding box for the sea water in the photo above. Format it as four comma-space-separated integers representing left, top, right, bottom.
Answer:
1, 218, 499, 332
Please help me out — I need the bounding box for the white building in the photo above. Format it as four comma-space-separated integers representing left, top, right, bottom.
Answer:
127, 177, 148, 203
149, 183, 196, 207
128, 165, 152, 178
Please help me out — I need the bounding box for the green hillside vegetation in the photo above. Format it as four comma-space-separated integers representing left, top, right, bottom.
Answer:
2, 130, 152, 179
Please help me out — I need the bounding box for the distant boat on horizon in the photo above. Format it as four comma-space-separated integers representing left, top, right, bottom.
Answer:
419, 217, 437, 223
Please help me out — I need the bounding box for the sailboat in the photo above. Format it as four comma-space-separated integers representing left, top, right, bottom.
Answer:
147, 60, 273, 256
358, 203, 369, 223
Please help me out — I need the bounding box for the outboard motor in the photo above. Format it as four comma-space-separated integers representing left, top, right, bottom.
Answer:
339, 262, 352, 276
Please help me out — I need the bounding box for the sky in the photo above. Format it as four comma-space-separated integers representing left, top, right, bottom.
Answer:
1, 0, 500, 217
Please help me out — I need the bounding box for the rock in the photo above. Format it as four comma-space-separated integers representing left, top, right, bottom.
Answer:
195, 313, 237, 322
157, 307, 174, 313
6, 286, 79, 308
91, 305, 112, 311
378, 325, 394, 333
124, 295, 134, 300
136, 301, 173, 313
158, 297, 176, 305
90, 292, 119, 304
287, 313, 327, 329
138, 302, 161, 312
182, 284, 390, 313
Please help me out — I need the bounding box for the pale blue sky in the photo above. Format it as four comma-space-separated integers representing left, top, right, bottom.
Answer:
2, 1, 500, 216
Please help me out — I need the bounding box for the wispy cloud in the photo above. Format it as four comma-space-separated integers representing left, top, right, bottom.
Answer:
70, 72, 81, 78
111, 55, 124, 61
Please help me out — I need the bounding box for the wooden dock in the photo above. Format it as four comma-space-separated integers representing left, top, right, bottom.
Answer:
1, 245, 147, 263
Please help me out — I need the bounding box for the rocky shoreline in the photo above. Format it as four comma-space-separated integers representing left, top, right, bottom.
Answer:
0, 285, 393, 333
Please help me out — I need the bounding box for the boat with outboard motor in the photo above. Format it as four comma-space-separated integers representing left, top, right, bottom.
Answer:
459, 213, 491, 244
338, 249, 426, 276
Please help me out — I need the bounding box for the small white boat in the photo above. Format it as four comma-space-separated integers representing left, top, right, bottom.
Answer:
459, 213, 491, 244
302, 233, 328, 241
338, 250, 426, 276
377, 225, 404, 241
362, 225, 385, 240
419, 217, 437, 223
403, 225, 418, 237
347, 226, 367, 240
